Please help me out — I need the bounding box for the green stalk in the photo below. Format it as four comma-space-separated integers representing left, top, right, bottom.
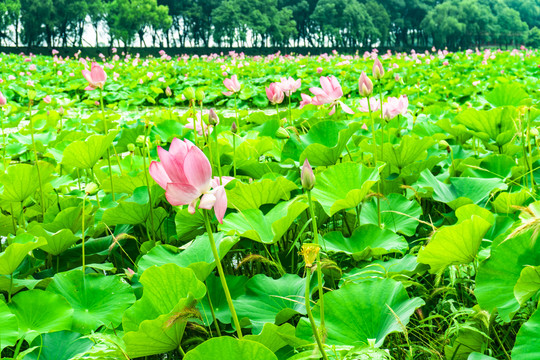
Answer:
81, 195, 86, 275
191, 100, 199, 145
287, 95, 292, 126
377, 79, 385, 175
99, 89, 116, 202
1, 109, 6, 171
366, 97, 381, 228
232, 131, 236, 177
307, 191, 325, 334
142, 125, 156, 244
204, 285, 222, 336
28, 101, 45, 221
526, 108, 535, 195
234, 93, 240, 135
203, 210, 243, 339
304, 268, 328, 360
213, 124, 222, 179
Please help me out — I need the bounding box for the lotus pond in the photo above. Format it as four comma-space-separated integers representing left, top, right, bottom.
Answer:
0, 48, 539, 360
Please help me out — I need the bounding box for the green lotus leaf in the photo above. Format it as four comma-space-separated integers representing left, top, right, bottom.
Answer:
513, 265, 540, 306
27, 223, 78, 256
418, 205, 492, 273
184, 337, 277, 360
282, 121, 361, 166
0, 162, 55, 202
234, 274, 308, 334
511, 308, 540, 360
360, 193, 423, 236
455, 107, 516, 147
68, 333, 128, 360
220, 197, 308, 244
47, 270, 136, 334
62, 131, 117, 169
0, 233, 47, 275
102, 201, 149, 225
24, 331, 94, 360
199, 274, 248, 325
244, 323, 307, 353
137, 233, 239, 281
8, 289, 73, 343
296, 278, 424, 347
476, 230, 540, 322
123, 298, 195, 358
485, 83, 529, 107
467, 353, 497, 360
415, 169, 507, 209
323, 224, 408, 261
122, 264, 206, 332
491, 189, 531, 214
0, 298, 18, 351
227, 177, 298, 211
342, 255, 422, 284
382, 135, 436, 171
312, 162, 383, 216
175, 208, 205, 242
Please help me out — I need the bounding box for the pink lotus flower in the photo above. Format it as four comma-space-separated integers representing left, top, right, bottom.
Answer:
309, 76, 354, 115
29, 64, 36, 71
266, 83, 284, 105
0, 91, 7, 106
43, 95, 51, 104
299, 94, 312, 109
82, 62, 107, 91
373, 57, 385, 80
184, 112, 218, 136
223, 75, 241, 96
149, 138, 231, 223
358, 97, 381, 113
358, 72, 373, 97
382, 95, 408, 120
316, 67, 323, 74
52, 49, 59, 55
8, 75, 15, 80
277, 76, 301, 96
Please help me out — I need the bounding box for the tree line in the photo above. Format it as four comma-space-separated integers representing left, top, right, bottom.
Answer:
0, 0, 539, 49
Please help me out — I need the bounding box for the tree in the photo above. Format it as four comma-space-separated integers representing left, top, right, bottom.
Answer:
0, 0, 20, 46
20, 0, 55, 46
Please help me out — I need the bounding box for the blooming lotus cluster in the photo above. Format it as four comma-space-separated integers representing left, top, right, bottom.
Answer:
277, 76, 301, 97
149, 138, 232, 223
305, 76, 354, 115
82, 62, 107, 91
382, 95, 409, 120
265, 83, 284, 105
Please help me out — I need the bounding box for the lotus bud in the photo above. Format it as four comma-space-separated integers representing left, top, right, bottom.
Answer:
208, 109, 219, 125
165, 86, 172, 97
275, 127, 289, 139
58, 106, 64, 116
531, 127, 539, 137
85, 182, 99, 195
0, 91, 6, 106
438, 140, 451, 153
372, 58, 385, 80
127, 143, 136, 152
125, 267, 135, 281
195, 89, 205, 101
28, 89, 36, 100
231, 122, 237, 134
183, 87, 196, 100
301, 158, 315, 191
358, 72, 373, 97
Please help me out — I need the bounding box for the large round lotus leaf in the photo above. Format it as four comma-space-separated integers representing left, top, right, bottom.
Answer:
296, 278, 424, 347
475, 230, 540, 322
455, 107, 516, 146
323, 224, 408, 261
511, 308, 540, 360
24, 331, 94, 360
0, 233, 47, 275
122, 263, 206, 332
123, 298, 195, 358
0, 162, 55, 202
360, 193, 422, 236
311, 162, 382, 216
226, 177, 298, 211
8, 289, 73, 343
137, 233, 239, 281
233, 274, 309, 334
184, 337, 277, 360
342, 254, 422, 284
62, 132, 117, 169
199, 274, 249, 325
467, 353, 498, 360
514, 265, 540, 305
485, 83, 529, 107
220, 198, 308, 244
47, 270, 136, 334
0, 299, 18, 350
27, 223, 78, 256
418, 211, 492, 273
381, 134, 435, 170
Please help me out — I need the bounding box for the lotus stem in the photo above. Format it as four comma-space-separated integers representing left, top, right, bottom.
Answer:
304, 268, 328, 360
1, 108, 6, 171
28, 100, 45, 221
203, 210, 243, 339
307, 191, 325, 334
366, 96, 381, 228
99, 89, 116, 202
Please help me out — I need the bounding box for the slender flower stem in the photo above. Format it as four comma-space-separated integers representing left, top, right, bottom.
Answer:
378, 79, 385, 163
304, 268, 328, 360
234, 93, 240, 134
1, 109, 6, 171
142, 125, 156, 244
191, 100, 199, 145
288, 95, 292, 126
366, 97, 381, 228
307, 191, 325, 335
232, 132, 236, 178
28, 101, 45, 221
99, 89, 116, 202
213, 125, 222, 179
81, 195, 86, 275
203, 210, 243, 339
